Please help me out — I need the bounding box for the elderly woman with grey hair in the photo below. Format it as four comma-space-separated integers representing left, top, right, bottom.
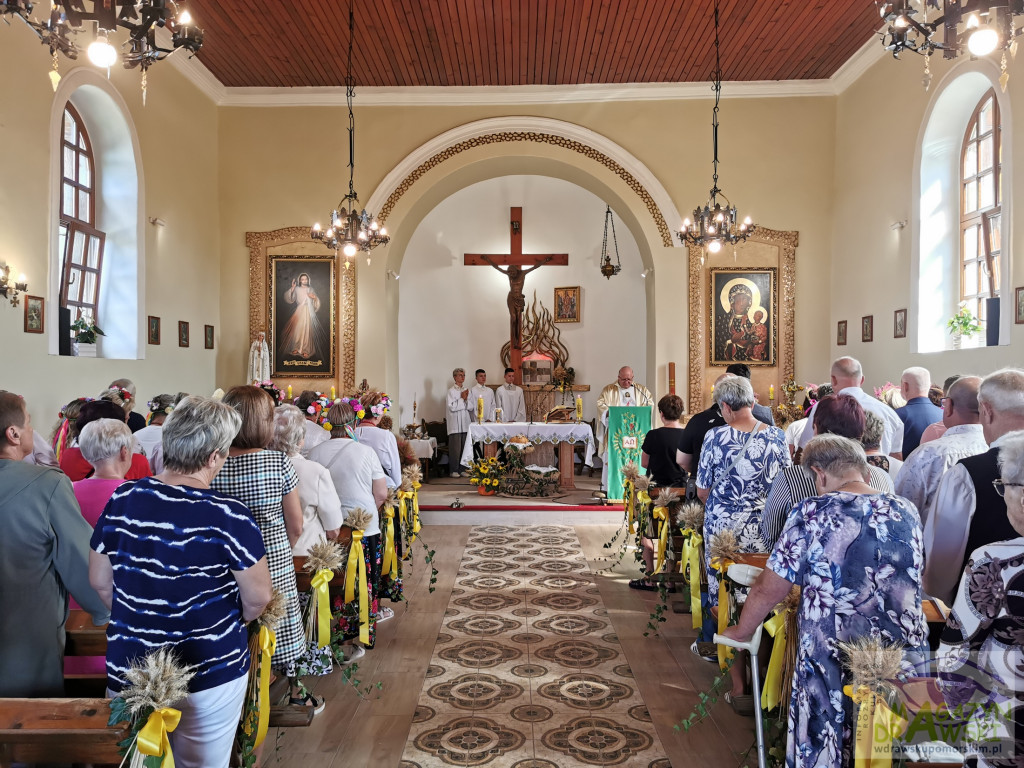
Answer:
694, 375, 790, 698
721, 434, 926, 768
937, 431, 1024, 767
89, 396, 272, 768
272, 404, 343, 556
73, 418, 133, 528
862, 410, 904, 481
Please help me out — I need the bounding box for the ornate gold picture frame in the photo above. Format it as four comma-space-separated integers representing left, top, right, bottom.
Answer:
269, 254, 336, 378
708, 268, 776, 366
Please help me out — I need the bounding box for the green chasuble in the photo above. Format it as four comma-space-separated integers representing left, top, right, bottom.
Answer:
606, 406, 652, 500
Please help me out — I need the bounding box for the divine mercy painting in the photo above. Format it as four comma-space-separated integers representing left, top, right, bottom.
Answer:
270, 254, 336, 378
709, 268, 776, 366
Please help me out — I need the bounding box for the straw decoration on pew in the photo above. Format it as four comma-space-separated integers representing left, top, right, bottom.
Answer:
237, 590, 287, 760
398, 467, 438, 592
304, 538, 345, 650
650, 488, 679, 574
708, 530, 741, 669
840, 637, 908, 767
675, 501, 706, 628
342, 508, 374, 645
108, 647, 195, 768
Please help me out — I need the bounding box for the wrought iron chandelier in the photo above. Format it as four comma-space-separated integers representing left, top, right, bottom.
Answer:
310, 0, 389, 268
1, 0, 202, 102
677, 0, 754, 258
878, 1, 1024, 90
599, 205, 622, 279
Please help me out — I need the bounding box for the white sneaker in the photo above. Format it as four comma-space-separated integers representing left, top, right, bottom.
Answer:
377, 606, 395, 622
337, 644, 366, 666
451, 472, 461, 478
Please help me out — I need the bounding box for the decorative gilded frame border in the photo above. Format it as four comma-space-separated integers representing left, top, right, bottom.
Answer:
553, 286, 581, 323
376, 131, 674, 248
708, 267, 777, 366
687, 227, 798, 416
246, 227, 357, 392
268, 254, 337, 379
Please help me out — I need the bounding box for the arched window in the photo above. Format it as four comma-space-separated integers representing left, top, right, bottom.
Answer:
960, 90, 1002, 333
59, 104, 106, 326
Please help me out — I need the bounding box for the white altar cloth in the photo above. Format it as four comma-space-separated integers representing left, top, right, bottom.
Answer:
460, 422, 595, 468
407, 437, 437, 459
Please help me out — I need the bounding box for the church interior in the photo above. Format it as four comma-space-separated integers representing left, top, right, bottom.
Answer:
2, 1, 1024, 766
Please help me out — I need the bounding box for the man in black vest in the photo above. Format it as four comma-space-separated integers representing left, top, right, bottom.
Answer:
923, 368, 1024, 603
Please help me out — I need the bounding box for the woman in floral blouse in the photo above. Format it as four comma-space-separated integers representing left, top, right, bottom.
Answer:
721, 434, 927, 768
937, 432, 1024, 767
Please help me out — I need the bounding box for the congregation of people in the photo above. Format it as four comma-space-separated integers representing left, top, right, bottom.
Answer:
0, 380, 414, 767
4, 355, 1024, 768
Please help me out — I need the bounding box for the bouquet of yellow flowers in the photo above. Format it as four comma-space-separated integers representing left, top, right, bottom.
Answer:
467, 455, 504, 489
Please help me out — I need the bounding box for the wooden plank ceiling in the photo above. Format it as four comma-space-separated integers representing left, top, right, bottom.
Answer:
187, 0, 882, 89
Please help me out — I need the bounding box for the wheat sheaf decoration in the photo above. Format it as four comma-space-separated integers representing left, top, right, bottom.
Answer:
676, 501, 705, 532
839, 637, 909, 766
108, 647, 196, 767
708, 529, 741, 563
622, 460, 641, 482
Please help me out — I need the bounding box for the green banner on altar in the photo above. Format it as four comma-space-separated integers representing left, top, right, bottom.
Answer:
606, 406, 652, 500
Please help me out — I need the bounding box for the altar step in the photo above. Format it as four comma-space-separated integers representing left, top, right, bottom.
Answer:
419, 506, 624, 525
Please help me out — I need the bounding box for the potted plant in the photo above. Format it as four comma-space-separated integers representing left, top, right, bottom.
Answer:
70, 315, 105, 357
467, 455, 503, 495
946, 304, 982, 350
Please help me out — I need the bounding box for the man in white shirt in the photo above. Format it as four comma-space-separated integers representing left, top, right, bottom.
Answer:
798, 356, 904, 457
495, 367, 526, 423
469, 369, 496, 424
596, 366, 654, 490
446, 368, 471, 477
296, 390, 330, 457
923, 368, 1024, 604
895, 376, 987, 525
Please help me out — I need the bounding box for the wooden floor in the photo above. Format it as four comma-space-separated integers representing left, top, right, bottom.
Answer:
265, 523, 754, 767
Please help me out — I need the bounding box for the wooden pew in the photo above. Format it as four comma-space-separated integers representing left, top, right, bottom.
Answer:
0, 697, 127, 767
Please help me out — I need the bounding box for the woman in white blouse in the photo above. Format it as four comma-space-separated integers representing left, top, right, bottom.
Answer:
131, 394, 177, 474
272, 405, 343, 555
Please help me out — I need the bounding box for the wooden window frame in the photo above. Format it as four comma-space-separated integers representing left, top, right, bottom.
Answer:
60, 220, 105, 323
60, 104, 96, 226
959, 89, 1002, 323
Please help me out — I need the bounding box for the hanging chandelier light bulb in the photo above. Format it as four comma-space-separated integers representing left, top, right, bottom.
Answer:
677, 0, 755, 256
87, 31, 117, 68
310, 0, 390, 262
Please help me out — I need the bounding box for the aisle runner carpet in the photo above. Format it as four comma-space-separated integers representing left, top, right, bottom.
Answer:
401, 525, 670, 768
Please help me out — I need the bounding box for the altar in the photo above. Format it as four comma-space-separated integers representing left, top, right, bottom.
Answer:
460, 422, 596, 491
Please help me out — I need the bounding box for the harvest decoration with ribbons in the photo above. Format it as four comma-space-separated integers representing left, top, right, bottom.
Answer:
107, 646, 196, 768
621, 460, 640, 534
760, 586, 799, 714
675, 501, 706, 630
707, 529, 742, 670
840, 638, 909, 768
341, 507, 376, 647
303, 539, 346, 650
239, 590, 289, 755
650, 488, 679, 574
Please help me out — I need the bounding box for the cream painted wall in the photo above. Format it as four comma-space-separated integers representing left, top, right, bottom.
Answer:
832, 54, 1023, 391
397, 175, 646, 426
0, 30, 221, 431
217, 96, 835, 401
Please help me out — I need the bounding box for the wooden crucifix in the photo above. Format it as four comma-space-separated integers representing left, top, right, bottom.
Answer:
464, 207, 568, 384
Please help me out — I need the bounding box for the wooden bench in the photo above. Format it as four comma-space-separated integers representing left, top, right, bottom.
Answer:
0, 697, 128, 767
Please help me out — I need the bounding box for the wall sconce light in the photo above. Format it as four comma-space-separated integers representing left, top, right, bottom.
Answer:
0, 262, 28, 307
148, 216, 167, 227
891, 220, 908, 231
386, 269, 400, 280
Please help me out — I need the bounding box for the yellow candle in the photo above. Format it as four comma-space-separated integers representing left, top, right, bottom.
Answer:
477, 396, 484, 421
769, 385, 774, 400
575, 395, 583, 422
331, 386, 336, 400
287, 385, 293, 400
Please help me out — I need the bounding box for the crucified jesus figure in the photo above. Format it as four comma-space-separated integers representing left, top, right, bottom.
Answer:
481, 255, 553, 348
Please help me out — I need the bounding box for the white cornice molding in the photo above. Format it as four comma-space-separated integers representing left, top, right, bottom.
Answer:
170, 34, 886, 108
363, 116, 684, 245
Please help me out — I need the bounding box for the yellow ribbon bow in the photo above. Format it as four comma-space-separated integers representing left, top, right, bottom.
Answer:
680, 529, 704, 630
248, 625, 276, 747
843, 685, 907, 768
709, 556, 735, 670
137, 706, 182, 767
381, 507, 397, 578
411, 482, 422, 539
310, 569, 334, 649
652, 506, 670, 573
344, 530, 370, 646
623, 478, 635, 534
760, 609, 788, 711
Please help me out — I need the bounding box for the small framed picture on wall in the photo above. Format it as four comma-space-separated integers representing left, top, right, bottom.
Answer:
23, 295, 44, 334
1016, 287, 1024, 324
178, 321, 189, 348
147, 316, 161, 345
894, 308, 907, 339
862, 315, 874, 343
837, 320, 847, 346
205, 324, 215, 349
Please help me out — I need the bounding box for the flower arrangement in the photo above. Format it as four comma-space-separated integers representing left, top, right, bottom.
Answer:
552, 366, 576, 391
467, 455, 503, 489
146, 400, 174, 416
257, 380, 285, 404
368, 393, 392, 418
340, 396, 366, 420
947, 303, 983, 338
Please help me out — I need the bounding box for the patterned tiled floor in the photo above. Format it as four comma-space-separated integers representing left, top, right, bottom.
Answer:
401, 525, 671, 768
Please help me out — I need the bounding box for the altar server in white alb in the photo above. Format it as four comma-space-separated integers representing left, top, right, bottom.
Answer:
469, 369, 497, 423
596, 366, 654, 488
495, 367, 526, 423
446, 368, 472, 477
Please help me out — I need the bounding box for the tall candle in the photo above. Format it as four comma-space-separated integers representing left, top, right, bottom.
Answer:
287, 385, 293, 400
575, 395, 583, 422
477, 396, 484, 422
769, 385, 774, 401
331, 386, 336, 400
